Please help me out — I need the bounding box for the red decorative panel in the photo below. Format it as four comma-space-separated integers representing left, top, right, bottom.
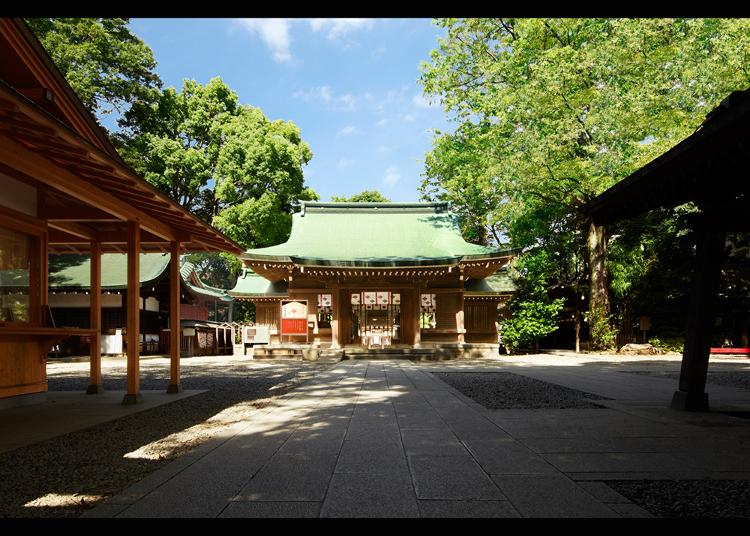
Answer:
282, 318, 307, 334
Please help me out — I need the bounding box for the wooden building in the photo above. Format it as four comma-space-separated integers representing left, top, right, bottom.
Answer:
46, 253, 234, 356
0, 19, 242, 405
584, 88, 750, 411
230, 202, 515, 351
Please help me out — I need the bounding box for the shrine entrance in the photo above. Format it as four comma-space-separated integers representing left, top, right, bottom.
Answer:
350, 291, 401, 348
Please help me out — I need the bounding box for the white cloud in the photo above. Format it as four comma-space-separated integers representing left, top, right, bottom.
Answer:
337, 93, 356, 112
382, 166, 401, 187
402, 114, 416, 122
292, 85, 333, 102
412, 93, 436, 109
376, 119, 388, 128
338, 126, 359, 136
237, 19, 293, 63
309, 18, 374, 40
292, 87, 356, 111
338, 159, 356, 169
376, 145, 391, 154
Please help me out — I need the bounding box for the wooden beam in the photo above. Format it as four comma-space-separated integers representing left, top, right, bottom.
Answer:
123, 221, 142, 405
167, 241, 182, 394
0, 133, 179, 242
86, 240, 103, 394
48, 221, 98, 241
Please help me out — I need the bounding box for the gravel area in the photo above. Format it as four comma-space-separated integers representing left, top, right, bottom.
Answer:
0, 357, 334, 518
606, 480, 750, 518
625, 368, 750, 390
431, 371, 611, 409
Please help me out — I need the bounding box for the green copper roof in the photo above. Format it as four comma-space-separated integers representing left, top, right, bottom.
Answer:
464, 267, 517, 295
229, 268, 289, 298
49, 253, 170, 289
242, 202, 509, 267
46, 254, 232, 302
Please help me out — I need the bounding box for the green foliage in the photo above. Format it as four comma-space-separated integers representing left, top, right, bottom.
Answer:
185, 252, 242, 290
26, 18, 161, 117
420, 18, 750, 346
331, 190, 391, 203
501, 298, 565, 352
501, 250, 565, 352
117, 77, 316, 250
588, 304, 618, 350
648, 336, 685, 353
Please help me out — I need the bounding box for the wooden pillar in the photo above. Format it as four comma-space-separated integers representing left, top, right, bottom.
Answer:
671, 228, 726, 411
167, 241, 182, 393
87, 240, 103, 394
456, 291, 465, 344
330, 285, 340, 349
413, 284, 422, 348
123, 221, 142, 405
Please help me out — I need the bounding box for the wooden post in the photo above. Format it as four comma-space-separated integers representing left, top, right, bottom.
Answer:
167, 241, 182, 393
86, 240, 103, 394
330, 285, 340, 349
671, 227, 726, 411
456, 291, 465, 344
123, 221, 142, 405
413, 285, 422, 348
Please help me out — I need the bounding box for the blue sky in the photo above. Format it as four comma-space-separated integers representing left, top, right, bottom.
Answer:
123, 18, 452, 202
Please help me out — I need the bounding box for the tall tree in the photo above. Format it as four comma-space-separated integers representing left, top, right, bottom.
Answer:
26, 18, 161, 119
117, 77, 239, 221
331, 190, 391, 202
420, 18, 750, 348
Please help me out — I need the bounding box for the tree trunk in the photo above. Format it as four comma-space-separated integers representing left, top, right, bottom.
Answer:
575, 308, 581, 353
587, 220, 613, 349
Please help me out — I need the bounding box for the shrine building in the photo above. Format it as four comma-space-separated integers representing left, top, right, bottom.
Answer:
230, 202, 516, 353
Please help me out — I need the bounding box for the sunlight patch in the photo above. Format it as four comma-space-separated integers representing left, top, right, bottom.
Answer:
24, 493, 104, 508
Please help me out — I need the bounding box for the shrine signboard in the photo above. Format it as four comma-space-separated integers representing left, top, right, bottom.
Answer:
281, 300, 308, 336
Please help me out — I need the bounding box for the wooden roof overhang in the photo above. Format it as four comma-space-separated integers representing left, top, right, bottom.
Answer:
242, 253, 514, 283
0, 80, 243, 254
583, 89, 750, 229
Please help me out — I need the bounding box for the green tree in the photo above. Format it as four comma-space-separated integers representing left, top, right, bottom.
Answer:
26, 18, 161, 118
331, 190, 391, 203
420, 18, 750, 349
501, 250, 565, 352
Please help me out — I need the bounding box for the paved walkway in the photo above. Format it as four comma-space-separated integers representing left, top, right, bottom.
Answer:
84, 359, 750, 518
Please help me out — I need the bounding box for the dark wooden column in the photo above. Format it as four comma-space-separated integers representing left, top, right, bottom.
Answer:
167, 241, 182, 393
671, 227, 726, 411
337, 287, 350, 347
330, 285, 340, 349
86, 240, 103, 394
123, 221, 142, 405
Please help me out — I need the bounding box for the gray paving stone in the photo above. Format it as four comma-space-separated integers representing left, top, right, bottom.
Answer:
345, 420, 402, 442
491, 474, 618, 518
401, 428, 465, 456
609, 502, 656, 518
396, 410, 449, 430
335, 438, 408, 474
234, 453, 338, 501
542, 452, 688, 473
277, 426, 347, 455
418, 500, 521, 518
575, 481, 633, 504
321, 472, 419, 517
408, 455, 505, 500
220, 501, 321, 518
463, 438, 559, 475
117, 439, 281, 517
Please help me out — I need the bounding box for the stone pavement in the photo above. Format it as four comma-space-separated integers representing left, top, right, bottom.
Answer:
84, 358, 750, 518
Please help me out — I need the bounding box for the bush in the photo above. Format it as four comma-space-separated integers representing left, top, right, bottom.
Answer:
648, 336, 684, 353
501, 298, 565, 352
